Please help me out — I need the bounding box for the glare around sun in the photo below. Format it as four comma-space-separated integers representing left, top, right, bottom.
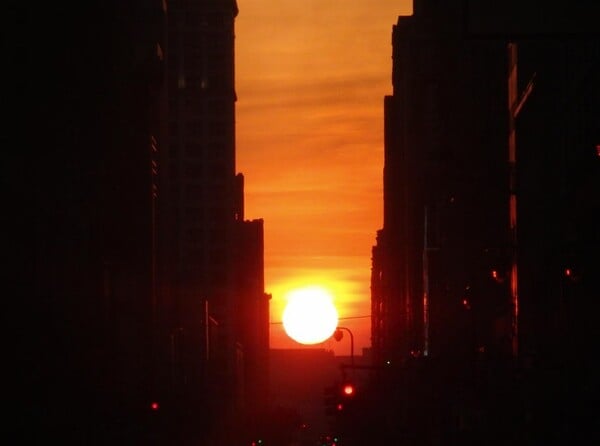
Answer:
282, 286, 339, 345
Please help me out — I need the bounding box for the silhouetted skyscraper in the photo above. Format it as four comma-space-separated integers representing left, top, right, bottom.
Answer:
369, 2, 599, 444
372, 0, 509, 365
10, 1, 169, 441
9, 1, 268, 443
163, 1, 269, 442
511, 38, 599, 371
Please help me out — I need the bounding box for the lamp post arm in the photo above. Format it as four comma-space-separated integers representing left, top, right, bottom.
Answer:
336, 326, 354, 367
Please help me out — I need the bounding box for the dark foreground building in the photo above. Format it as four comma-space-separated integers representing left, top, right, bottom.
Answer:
8, 1, 269, 444
9, 2, 170, 442
372, 0, 509, 366
510, 36, 599, 445
368, 1, 599, 445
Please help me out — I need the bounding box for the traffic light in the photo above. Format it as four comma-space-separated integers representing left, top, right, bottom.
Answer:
342, 383, 355, 397
340, 382, 357, 413
323, 385, 338, 416
563, 266, 581, 284
324, 382, 356, 416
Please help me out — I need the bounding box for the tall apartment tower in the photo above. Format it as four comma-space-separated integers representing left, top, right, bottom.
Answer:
165, 0, 237, 399
10, 0, 267, 442
509, 38, 599, 382
163, 1, 269, 441
372, 1, 509, 365
233, 176, 272, 426
11, 1, 169, 441
367, 2, 597, 443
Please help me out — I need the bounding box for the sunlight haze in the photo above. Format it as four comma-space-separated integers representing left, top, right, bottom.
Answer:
236, 0, 414, 355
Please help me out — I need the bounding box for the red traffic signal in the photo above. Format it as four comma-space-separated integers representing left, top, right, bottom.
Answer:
342, 384, 355, 396
324, 382, 357, 416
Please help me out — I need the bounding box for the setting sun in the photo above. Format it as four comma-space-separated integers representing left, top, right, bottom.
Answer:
237, 0, 414, 355
282, 286, 339, 345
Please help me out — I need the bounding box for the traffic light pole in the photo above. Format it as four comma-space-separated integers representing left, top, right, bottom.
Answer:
335, 326, 354, 367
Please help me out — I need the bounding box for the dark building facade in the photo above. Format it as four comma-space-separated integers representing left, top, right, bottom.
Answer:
11, 1, 269, 443
367, 1, 599, 444
508, 38, 600, 443
161, 0, 271, 443
234, 174, 271, 436
11, 1, 169, 442
511, 39, 599, 364
371, 0, 509, 366
162, 0, 240, 435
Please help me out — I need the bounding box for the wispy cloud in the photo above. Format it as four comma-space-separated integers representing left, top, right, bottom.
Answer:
236, 0, 412, 353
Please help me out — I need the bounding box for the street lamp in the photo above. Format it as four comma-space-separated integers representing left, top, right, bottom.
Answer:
333, 326, 354, 367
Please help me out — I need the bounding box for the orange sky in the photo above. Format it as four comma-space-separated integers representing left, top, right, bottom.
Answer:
236, 0, 413, 356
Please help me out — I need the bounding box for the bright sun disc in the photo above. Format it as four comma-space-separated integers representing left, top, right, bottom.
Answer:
282, 286, 339, 345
